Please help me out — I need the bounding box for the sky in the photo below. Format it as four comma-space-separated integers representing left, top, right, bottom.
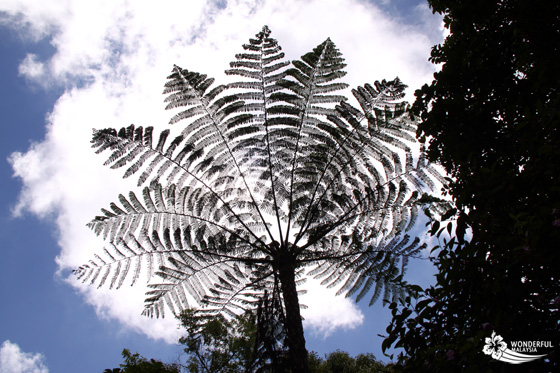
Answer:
0, 0, 444, 371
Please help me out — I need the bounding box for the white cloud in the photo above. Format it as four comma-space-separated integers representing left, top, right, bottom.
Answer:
18, 54, 45, 81
5, 0, 444, 343
300, 278, 364, 338
0, 341, 49, 373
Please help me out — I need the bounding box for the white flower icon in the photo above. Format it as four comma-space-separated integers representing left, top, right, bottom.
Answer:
483, 331, 508, 359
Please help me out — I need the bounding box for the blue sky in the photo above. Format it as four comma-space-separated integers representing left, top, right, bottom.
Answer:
0, 1, 443, 371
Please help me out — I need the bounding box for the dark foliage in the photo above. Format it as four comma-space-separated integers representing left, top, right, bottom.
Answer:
104, 349, 180, 373
384, 0, 560, 371
309, 350, 394, 373
179, 291, 288, 372
107, 311, 393, 373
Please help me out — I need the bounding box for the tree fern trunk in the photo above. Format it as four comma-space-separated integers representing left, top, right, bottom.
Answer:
277, 251, 309, 372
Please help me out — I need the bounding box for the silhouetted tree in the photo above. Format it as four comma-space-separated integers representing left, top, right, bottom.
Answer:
104, 349, 180, 373
179, 297, 288, 372
385, 0, 560, 371
77, 26, 446, 371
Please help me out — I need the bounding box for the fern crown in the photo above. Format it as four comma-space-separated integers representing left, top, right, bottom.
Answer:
75, 26, 446, 319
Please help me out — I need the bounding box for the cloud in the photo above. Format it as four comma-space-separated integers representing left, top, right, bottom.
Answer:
300, 278, 364, 338
5, 0, 443, 343
18, 54, 46, 82
0, 341, 49, 373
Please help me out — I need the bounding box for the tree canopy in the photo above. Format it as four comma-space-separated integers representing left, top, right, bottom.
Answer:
75, 26, 446, 371
384, 0, 560, 371
107, 309, 393, 373
179, 303, 287, 372
103, 349, 180, 373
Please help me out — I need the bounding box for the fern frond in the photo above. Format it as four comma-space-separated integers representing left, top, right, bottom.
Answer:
144, 258, 276, 319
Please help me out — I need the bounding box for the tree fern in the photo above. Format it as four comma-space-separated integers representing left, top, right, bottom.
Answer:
75, 26, 448, 371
